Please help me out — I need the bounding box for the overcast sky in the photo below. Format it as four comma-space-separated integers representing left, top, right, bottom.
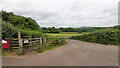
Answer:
0, 0, 119, 27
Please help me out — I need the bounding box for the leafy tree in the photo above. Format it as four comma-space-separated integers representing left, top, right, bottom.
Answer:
1, 11, 43, 39
1, 11, 41, 31
2, 20, 18, 39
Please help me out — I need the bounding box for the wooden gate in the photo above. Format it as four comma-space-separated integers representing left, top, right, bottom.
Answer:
10, 32, 46, 53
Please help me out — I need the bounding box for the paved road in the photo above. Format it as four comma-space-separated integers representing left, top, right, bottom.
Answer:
2, 39, 118, 66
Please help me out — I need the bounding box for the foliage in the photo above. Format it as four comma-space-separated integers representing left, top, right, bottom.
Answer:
35, 38, 66, 53
41, 27, 108, 33
113, 25, 120, 29
75, 27, 106, 33
1, 11, 41, 31
71, 29, 120, 45
19, 29, 43, 38
42, 27, 59, 33
2, 20, 43, 39
2, 49, 26, 56
1, 11, 43, 39
59, 27, 78, 32
2, 20, 18, 39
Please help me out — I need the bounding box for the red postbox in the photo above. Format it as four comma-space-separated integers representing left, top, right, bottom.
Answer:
2, 39, 10, 49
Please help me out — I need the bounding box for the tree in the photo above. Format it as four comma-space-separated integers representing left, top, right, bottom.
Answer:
1, 11, 41, 31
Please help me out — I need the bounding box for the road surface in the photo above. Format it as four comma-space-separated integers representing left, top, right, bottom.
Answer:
2, 39, 118, 66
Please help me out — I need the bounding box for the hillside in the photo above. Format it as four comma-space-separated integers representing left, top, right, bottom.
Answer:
71, 29, 120, 45
1, 11, 42, 39
1, 11, 41, 31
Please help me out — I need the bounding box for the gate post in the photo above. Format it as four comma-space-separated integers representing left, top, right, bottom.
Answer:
18, 32, 23, 53
29, 36, 32, 46
42, 35, 46, 46
40, 37, 42, 45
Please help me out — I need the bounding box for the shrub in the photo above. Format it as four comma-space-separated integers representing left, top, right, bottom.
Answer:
71, 29, 120, 45
2, 21, 18, 39
2, 20, 44, 39
19, 29, 43, 38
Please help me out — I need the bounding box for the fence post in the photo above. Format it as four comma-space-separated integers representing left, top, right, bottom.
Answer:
18, 32, 23, 53
40, 37, 42, 45
42, 35, 46, 46
20, 38, 23, 52
58, 38, 61, 44
29, 36, 32, 46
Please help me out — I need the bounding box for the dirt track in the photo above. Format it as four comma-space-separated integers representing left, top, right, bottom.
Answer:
2, 39, 118, 66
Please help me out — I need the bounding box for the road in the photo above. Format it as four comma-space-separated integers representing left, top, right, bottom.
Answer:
2, 39, 118, 66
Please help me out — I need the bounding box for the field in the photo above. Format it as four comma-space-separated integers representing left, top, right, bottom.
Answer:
45, 32, 84, 38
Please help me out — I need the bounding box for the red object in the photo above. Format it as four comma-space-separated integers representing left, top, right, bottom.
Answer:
2, 40, 10, 49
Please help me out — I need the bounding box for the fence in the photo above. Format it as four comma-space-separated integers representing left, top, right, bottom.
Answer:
10, 32, 47, 53
4, 32, 65, 53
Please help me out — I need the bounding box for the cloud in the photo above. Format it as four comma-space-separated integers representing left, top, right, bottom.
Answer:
0, 0, 119, 27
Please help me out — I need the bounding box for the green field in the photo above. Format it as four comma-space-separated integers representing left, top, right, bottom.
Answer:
59, 32, 79, 34
45, 32, 89, 38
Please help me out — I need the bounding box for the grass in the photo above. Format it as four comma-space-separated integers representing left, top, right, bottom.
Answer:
59, 32, 79, 34
2, 32, 88, 56
34, 38, 67, 53
45, 32, 85, 38
2, 35, 67, 56
0, 48, 2, 56
2, 49, 26, 56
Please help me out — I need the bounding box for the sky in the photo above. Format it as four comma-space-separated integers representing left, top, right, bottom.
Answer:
0, 0, 119, 27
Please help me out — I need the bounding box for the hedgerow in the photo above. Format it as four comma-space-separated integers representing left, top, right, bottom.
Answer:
2, 20, 43, 39
71, 29, 120, 45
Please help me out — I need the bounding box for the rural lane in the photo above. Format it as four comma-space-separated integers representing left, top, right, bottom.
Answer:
2, 39, 118, 66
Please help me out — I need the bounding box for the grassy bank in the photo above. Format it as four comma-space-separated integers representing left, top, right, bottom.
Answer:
34, 38, 67, 53
2, 49, 26, 56
71, 29, 120, 45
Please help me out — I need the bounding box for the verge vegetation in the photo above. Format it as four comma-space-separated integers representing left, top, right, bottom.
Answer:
71, 29, 120, 45
34, 38, 67, 53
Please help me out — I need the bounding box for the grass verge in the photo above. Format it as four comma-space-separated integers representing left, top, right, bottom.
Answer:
34, 38, 67, 53
70, 29, 120, 45
2, 38, 67, 56
2, 49, 26, 56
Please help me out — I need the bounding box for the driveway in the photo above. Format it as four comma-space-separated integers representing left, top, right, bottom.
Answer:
2, 39, 118, 66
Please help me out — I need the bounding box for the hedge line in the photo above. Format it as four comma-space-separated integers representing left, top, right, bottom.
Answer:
71, 29, 120, 45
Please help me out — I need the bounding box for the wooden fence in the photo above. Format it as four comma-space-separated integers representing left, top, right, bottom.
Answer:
10, 32, 47, 53
6, 32, 65, 53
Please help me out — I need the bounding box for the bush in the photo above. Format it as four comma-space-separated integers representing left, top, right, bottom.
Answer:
19, 29, 43, 38
2, 20, 44, 39
2, 21, 18, 39
71, 29, 120, 45
1, 11, 41, 31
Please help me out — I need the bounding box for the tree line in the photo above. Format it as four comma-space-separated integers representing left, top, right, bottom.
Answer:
41, 26, 119, 33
